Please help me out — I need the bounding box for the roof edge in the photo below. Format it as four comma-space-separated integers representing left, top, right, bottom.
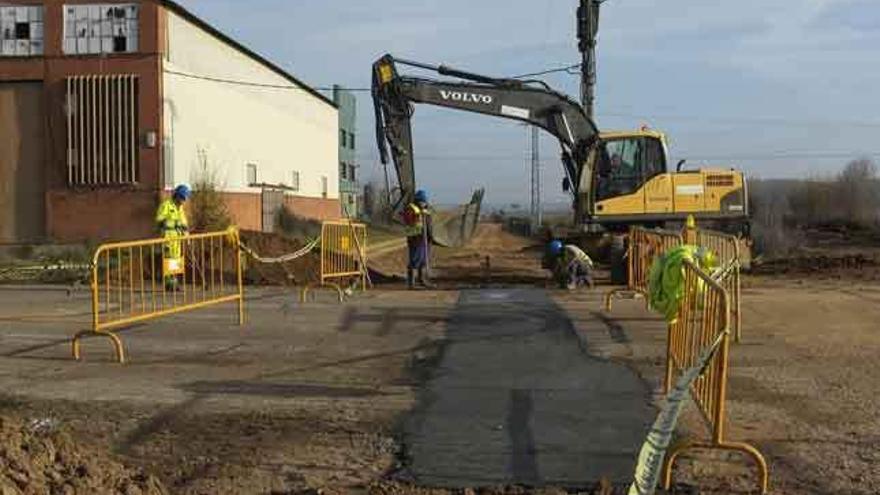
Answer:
160, 0, 336, 109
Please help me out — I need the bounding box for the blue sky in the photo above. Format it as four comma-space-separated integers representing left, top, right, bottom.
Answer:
175, 0, 880, 205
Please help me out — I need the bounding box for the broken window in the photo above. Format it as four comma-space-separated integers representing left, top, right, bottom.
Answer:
66, 75, 139, 185
0, 5, 45, 56
321, 176, 328, 198
247, 164, 258, 186
63, 3, 139, 55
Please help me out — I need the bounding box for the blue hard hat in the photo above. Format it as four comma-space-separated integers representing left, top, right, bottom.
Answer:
173, 184, 192, 200
549, 240, 564, 255
414, 189, 428, 202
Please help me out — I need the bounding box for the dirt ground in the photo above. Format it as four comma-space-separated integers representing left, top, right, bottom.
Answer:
0, 223, 878, 494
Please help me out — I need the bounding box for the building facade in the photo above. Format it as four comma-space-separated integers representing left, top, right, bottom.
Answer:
333, 85, 358, 218
0, 0, 340, 244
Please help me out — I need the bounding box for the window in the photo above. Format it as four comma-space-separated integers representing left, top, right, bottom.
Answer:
246, 163, 258, 186
291, 170, 300, 192
66, 75, 139, 185
340, 129, 346, 148
349, 132, 355, 150
348, 164, 356, 182
63, 4, 139, 55
339, 162, 347, 180
594, 137, 668, 201
0, 5, 44, 56
596, 138, 645, 201
321, 176, 328, 198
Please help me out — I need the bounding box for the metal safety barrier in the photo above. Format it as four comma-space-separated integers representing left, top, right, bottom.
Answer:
73, 228, 244, 363
661, 260, 768, 494
301, 221, 369, 302
604, 226, 682, 310
694, 228, 743, 342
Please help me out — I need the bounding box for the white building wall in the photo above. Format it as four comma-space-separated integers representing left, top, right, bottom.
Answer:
162, 9, 338, 199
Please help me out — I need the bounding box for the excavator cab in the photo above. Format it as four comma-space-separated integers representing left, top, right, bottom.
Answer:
578, 129, 749, 232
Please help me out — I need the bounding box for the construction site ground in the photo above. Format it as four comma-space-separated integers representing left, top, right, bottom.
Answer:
0, 224, 878, 494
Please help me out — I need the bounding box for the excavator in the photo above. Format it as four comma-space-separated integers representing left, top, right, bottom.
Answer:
372, 54, 749, 275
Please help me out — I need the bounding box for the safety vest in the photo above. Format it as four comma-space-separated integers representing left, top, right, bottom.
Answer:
156, 198, 188, 236
402, 203, 429, 237
563, 245, 594, 269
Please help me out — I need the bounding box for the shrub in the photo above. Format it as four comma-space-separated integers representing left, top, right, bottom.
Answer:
189, 152, 232, 232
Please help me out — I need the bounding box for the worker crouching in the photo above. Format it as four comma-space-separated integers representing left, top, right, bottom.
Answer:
548, 240, 595, 290
156, 184, 191, 291
402, 189, 434, 289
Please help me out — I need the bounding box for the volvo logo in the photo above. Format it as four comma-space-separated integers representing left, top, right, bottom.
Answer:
439, 90, 493, 104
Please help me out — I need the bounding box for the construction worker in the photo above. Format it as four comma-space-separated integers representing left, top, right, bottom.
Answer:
548, 240, 595, 290
156, 184, 191, 290
402, 189, 433, 289
648, 245, 718, 322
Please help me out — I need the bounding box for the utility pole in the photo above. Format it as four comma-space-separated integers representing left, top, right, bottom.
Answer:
529, 125, 542, 231
577, 0, 601, 119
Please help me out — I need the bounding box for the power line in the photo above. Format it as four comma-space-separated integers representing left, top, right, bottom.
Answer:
513, 63, 581, 79
164, 69, 370, 91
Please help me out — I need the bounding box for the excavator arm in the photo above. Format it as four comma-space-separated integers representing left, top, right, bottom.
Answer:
372, 54, 599, 213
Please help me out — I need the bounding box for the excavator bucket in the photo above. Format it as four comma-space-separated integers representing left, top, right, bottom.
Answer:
430, 189, 485, 248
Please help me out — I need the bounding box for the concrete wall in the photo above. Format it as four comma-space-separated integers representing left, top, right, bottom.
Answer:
162, 8, 340, 225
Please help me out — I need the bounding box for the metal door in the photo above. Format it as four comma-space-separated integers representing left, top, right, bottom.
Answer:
261, 189, 284, 233
0, 82, 46, 243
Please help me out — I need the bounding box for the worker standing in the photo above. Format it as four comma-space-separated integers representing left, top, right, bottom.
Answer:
402, 189, 433, 289
547, 240, 595, 290
156, 184, 191, 291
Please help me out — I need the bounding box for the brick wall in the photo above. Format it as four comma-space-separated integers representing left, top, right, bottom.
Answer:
47, 189, 157, 242
283, 195, 341, 222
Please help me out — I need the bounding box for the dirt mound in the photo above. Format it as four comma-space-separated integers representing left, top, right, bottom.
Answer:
239, 231, 321, 286
0, 416, 166, 495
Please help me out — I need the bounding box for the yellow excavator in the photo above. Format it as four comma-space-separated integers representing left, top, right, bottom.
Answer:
372, 55, 749, 277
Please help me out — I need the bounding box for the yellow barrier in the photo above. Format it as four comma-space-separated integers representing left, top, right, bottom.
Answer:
302, 221, 368, 301
695, 228, 743, 342
73, 229, 245, 363
604, 227, 682, 310
662, 260, 768, 494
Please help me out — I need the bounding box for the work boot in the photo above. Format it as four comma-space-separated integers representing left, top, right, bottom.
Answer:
418, 268, 435, 289
406, 269, 415, 290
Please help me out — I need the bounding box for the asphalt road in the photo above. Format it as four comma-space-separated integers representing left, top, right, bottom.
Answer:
400, 288, 655, 488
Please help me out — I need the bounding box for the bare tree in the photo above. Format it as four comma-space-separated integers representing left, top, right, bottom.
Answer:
837, 158, 878, 227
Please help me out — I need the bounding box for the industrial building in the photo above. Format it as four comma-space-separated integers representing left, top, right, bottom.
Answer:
0, 0, 340, 244
333, 85, 358, 218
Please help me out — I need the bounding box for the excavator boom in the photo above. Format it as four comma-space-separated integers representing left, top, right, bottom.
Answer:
372, 54, 599, 214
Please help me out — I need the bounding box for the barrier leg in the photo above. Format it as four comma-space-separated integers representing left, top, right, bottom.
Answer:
603, 288, 644, 312
662, 440, 769, 495
300, 283, 345, 304
72, 330, 126, 364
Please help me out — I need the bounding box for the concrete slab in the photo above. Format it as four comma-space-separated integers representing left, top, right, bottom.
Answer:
400, 288, 654, 488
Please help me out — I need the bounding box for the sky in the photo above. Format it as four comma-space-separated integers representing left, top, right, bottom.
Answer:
174, 0, 880, 206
